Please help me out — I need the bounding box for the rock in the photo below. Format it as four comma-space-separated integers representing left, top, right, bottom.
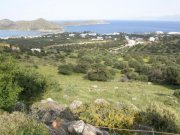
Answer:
41, 98, 55, 103
31, 101, 74, 124
53, 127, 68, 135
68, 120, 85, 134
14, 102, 26, 112
148, 82, 152, 85
69, 100, 83, 111
83, 124, 97, 135
101, 131, 110, 135
91, 85, 98, 88
94, 99, 110, 106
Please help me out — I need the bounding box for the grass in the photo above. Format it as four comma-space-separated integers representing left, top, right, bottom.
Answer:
20, 56, 180, 125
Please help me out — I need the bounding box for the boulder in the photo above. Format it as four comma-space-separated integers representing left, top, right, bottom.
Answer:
83, 124, 97, 135
31, 101, 74, 124
69, 100, 83, 111
94, 99, 110, 106
68, 120, 85, 134
53, 127, 68, 135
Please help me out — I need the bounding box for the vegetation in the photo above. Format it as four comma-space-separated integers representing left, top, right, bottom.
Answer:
0, 33, 180, 134
0, 54, 47, 111
0, 112, 49, 135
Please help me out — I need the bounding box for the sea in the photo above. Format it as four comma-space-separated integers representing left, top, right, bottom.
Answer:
65, 20, 180, 34
0, 30, 45, 38
0, 21, 180, 38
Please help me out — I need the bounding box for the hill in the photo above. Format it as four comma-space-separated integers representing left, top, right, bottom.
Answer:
0, 18, 62, 32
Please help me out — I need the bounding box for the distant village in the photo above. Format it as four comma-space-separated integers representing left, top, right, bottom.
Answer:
1, 31, 180, 53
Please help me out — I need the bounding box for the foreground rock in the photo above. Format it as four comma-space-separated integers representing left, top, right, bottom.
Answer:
31, 99, 109, 135
31, 98, 75, 125
69, 100, 83, 111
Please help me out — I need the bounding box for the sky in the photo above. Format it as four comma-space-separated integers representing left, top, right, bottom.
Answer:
0, 0, 180, 21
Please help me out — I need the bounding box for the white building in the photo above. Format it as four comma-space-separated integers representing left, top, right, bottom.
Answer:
31, 48, 41, 53
88, 33, 97, 36
168, 32, 180, 35
69, 34, 75, 37
156, 31, 164, 35
80, 33, 87, 38
149, 37, 156, 42
92, 37, 104, 41
127, 40, 136, 46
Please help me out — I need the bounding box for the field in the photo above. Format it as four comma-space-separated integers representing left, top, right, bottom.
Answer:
22, 57, 180, 125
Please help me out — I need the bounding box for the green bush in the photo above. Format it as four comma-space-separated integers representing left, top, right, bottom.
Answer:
135, 104, 178, 133
126, 72, 139, 80
58, 64, 74, 75
74, 62, 90, 74
0, 55, 47, 111
163, 66, 180, 85
0, 74, 22, 111
15, 69, 47, 105
0, 112, 50, 135
87, 66, 115, 81
114, 61, 129, 70
173, 89, 180, 99
73, 104, 135, 134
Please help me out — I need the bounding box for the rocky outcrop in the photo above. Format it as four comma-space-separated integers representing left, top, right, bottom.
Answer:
31, 99, 109, 135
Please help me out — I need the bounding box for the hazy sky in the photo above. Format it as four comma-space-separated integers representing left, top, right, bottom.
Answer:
0, 0, 180, 20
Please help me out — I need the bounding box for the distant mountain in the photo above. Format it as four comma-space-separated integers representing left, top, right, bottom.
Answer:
0, 18, 63, 32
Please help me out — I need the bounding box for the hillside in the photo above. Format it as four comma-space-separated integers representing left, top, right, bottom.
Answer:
0, 18, 62, 32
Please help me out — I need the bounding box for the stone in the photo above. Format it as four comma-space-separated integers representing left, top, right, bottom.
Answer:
148, 82, 152, 85
94, 99, 110, 106
83, 124, 97, 135
69, 100, 83, 111
68, 120, 85, 134
31, 101, 74, 124
54, 127, 68, 135
91, 85, 98, 88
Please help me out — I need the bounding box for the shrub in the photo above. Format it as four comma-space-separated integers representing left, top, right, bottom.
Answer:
135, 104, 178, 133
58, 64, 74, 75
14, 68, 47, 105
73, 104, 135, 134
173, 89, 180, 99
0, 112, 50, 135
126, 71, 139, 80
87, 66, 115, 81
0, 74, 22, 111
163, 66, 180, 85
74, 62, 90, 74
129, 59, 143, 73
0, 56, 47, 110
114, 61, 129, 70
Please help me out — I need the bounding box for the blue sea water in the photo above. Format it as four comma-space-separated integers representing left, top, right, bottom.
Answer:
1, 21, 180, 38
0, 30, 44, 38
65, 20, 180, 34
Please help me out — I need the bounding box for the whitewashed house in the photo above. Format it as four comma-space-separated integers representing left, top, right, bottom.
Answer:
149, 37, 156, 42
69, 34, 75, 37
31, 48, 41, 53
